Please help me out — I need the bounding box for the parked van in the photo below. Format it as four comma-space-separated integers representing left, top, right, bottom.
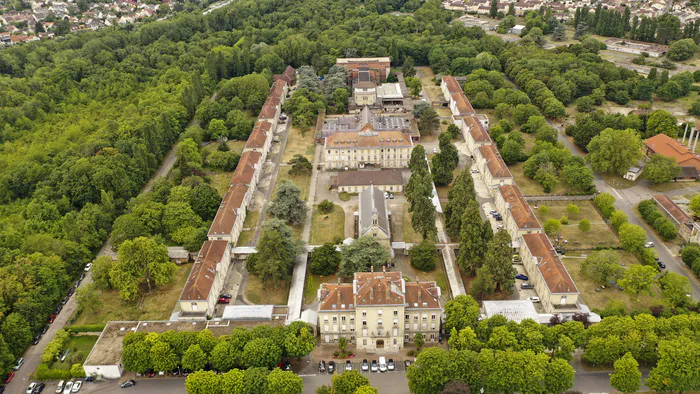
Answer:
378, 356, 387, 372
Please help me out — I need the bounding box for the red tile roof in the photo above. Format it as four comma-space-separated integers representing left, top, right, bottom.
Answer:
179, 240, 229, 301
270, 79, 287, 100
230, 151, 262, 186
498, 185, 541, 230
273, 65, 296, 84
522, 234, 578, 295
318, 283, 355, 311
463, 116, 491, 143
208, 184, 248, 238
479, 145, 512, 179
245, 121, 271, 150
259, 95, 280, 120
442, 76, 463, 94
645, 134, 700, 171
452, 93, 475, 115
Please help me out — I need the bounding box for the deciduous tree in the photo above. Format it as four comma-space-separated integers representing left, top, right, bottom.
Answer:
339, 236, 390, 278
587, 128, 643, 175
269, 181, 307, 226
111, 237, 177, 301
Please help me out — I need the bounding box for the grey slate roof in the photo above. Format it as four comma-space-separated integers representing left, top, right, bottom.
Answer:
359, 186, 389, 237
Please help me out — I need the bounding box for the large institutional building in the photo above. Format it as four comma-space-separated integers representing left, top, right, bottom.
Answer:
317, 271, 442, 353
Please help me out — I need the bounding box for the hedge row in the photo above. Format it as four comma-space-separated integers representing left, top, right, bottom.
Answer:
638, 200, 678, 241
65, 324, 106, 333
35, 363, 85, 381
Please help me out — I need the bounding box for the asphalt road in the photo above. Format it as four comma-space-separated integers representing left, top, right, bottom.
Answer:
554, 126, 700, 300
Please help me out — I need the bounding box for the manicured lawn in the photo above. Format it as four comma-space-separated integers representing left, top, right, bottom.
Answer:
508, 162, 568, 196
562, 252, 661, 312
202, 140, 246, 155
245, 274, 289, 305
531, 201, 619, 249
304, 273, 336, 305
310, 205, 346, 245
282, 126, 315, 162
236, 209, 260, 247
73, 263, 193, 325
50, 335, 99, 370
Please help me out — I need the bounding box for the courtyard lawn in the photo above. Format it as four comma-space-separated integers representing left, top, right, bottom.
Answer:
73, 263, 193, 325
245, 274, 289, 305
531, 201, 619, 250
274, 169, 311, 201
49, 335, 99, 370
401, 204, 428, 244
310, 205, 345, 245
236, 209, 260, 247
562, 252, 661, 312
206, 170, 235, 196
282, 126, 315, 162
508, 162, 568, 196
304, 273, 336, 305
202, 140, 246, 156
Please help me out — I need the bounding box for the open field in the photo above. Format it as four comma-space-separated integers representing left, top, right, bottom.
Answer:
416, 66, 442, 103
236, 209, 260, 247
282, 126, 315, 162
562, 252, 661, 312
49, 335, 99, 370
508, 162, 568, 196
310, 205, 346, 245
245, 274, 290, 305
73, 263, 192, 325
531, 201, 619, 249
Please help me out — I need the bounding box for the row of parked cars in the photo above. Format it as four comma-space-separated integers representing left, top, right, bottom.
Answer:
319, 357, 406, 374
25, 376, 93, 394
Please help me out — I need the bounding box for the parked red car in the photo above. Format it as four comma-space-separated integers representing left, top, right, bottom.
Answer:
3, 372, 15, 383
48, 314, 56, 324
217, 297, 230, 304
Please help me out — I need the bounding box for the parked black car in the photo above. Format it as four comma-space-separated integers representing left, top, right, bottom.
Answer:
120, 380, 136, 388
31, 382, 45, 393
32, 334, 41, 345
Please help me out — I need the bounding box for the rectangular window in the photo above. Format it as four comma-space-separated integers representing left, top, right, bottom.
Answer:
363, 339, 367, 346
333, 316, 337, 322
191, 303, 198, 311
378, 310, 383, 316
393, 339, 398, 345
431, 314, 437, 320
394, 310, 398, 316
341, 316, 346, 322
378, 319, 383, 326
362, 311, 367, 316
405, 314, 409, 320
430, 334, 435, 340
362, 320, 367, 326
422, 314, 427, 320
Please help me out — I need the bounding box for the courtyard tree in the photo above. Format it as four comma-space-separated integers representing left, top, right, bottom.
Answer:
445, 169, 476, 237
288, 154, 313, 176
110, 237, 177, 301
284, 321, 316, 359
338, 236, 390, 279
544, 219, 562, 236
578, 219, 591, 232
409, 240, 437, 272
269, 181, 307, 226
75, 283, 103, 314
418, 107, 440, 136
484, 230, 516, 293
646, 110, 678, 138
411, 194, 437, 240
580, 250, 623, 286
318, 200, 334, 214
457, 201, 489, 275
470, 266, 496, 301
246, 219, 303, 286
309, 243, 341, 276
414, 332, 425, 350
406, 347, 452, 394
586, 128, 643, 175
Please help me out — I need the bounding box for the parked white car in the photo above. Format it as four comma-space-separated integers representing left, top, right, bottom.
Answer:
63, 381, 73, 394
645, 241, 654, 248
529, 296, 541, 303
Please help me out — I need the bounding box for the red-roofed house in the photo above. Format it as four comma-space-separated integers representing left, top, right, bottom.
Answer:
440, 75, 463, 101
520, 234, 580, 313
644, 133, 700, 173
495, 185, 542, 237
457, 115, 492, 153
230, 150, 263, 193
178, 240, 231, 319
652, 194, 700, 243
474, 145, 514, 194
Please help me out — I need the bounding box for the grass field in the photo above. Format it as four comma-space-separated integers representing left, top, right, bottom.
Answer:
310, 205, 345, 245
206, 170, 235, 196
245, 274, 289, 305
274, 170, 311, 201
50, 335, 99, 370
531, 201, 619, 249
236, 209, 260, 247
562, 252, 661, 312
648, 181, 700, 193
508, 162, 568, 196
401, 204, 428, 244
282, 126, 315, 163
304, 273, 336, 305
202, 140, 246, 156
74, 264, 193, 325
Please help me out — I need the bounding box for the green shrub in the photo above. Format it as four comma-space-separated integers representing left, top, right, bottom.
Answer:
65, 324, 106, 333
318, 200, 334, 214
34, 363, 72, 380
339, 192, 351, 201
539, 205, 549, 215
560, 216, 568, 225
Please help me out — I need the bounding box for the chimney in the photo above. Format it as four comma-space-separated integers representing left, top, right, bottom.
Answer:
417, 287, 422, 304
371, 265, 374, 273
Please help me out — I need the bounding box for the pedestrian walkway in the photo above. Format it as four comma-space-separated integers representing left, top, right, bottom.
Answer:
287, 144, 322, 324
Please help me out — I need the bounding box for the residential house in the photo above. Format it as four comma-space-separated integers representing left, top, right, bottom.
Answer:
495, 185, 542, 239
317, 270, 442, 352
644, 133, 700, 176
178, 240, 231, 319
519, 234, 580, 313
334, 169, 405, 193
